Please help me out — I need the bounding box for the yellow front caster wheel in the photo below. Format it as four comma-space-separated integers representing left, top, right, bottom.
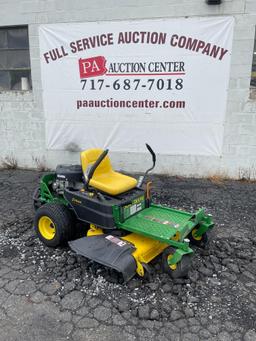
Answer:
189, 228, 208, 247
162, 247, 192, 279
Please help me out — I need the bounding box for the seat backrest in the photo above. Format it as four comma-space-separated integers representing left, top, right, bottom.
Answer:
80, 148, 113, 177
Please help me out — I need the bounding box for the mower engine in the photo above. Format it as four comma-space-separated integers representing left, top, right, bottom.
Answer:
52, 164, 83, 194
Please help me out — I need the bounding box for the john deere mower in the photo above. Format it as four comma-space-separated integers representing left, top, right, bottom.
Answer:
33, 145, 214, 282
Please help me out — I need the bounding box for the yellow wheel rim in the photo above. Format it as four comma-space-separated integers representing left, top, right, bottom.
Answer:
192, 228, 202, 241
167, 254, 177, 271
38, 216, 56, 240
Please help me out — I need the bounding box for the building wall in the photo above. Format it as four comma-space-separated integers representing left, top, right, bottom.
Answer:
0, 0, 256, 178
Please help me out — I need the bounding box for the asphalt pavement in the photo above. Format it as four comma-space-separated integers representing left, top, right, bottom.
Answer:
0, 169, 255, 341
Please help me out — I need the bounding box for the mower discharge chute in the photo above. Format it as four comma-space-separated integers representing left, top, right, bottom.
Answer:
33, 145, 214, 282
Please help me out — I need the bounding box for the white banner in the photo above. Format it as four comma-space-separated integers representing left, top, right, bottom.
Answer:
39, 17, 234, 155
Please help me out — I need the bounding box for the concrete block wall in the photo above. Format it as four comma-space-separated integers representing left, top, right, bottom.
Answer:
0, 0, 255, 178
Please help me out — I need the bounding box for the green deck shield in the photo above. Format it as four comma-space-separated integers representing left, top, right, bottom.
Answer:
115, 204, 213, 253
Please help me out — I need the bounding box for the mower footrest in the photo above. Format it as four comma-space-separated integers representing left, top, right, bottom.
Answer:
69, 235, 137, 282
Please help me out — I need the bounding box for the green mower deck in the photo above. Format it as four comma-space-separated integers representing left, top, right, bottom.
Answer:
118, 205, 193, 239
116, 204, 211, 247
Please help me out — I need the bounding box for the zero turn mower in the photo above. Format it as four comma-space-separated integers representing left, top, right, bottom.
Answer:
33, 145, 214, 282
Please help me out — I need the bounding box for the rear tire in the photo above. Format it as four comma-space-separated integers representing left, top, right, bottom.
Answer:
162, 247, 192, 279
34, 203, 75, 247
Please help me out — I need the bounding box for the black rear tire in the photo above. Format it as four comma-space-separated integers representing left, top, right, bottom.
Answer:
34, 203, 75, 247
162, 247, 192, 279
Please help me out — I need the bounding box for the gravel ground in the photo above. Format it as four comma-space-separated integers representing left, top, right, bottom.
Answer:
0, 169, 256, 341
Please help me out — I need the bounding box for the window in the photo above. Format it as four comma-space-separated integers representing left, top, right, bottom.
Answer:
251, 31, 256, 88
0, 26, 31, 91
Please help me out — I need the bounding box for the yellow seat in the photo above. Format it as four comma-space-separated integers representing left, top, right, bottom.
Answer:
80, 148, 137, 196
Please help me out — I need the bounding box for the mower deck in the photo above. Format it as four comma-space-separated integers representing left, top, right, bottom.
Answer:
117, 204, 195, 245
